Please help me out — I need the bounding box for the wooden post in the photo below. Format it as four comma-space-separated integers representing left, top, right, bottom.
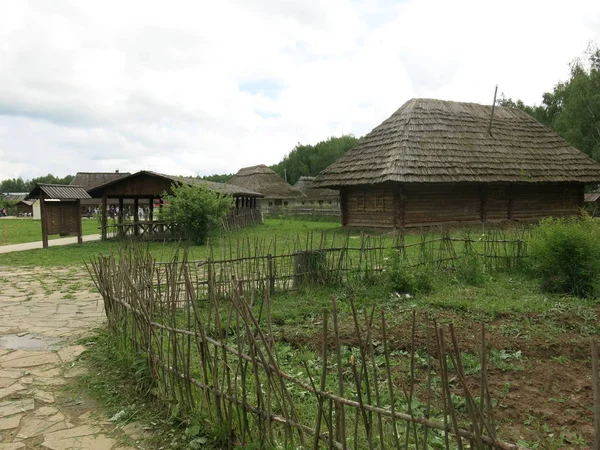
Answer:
133, 197, 139, 237
118, 197, 124, 224
40, 197, 49, 249
76, 199, 83, 244
340, 188, 348, 226
101, 196, 107, 240
399, 184, 406, 228
507, 184, 513, 221
480, 184, 488, 224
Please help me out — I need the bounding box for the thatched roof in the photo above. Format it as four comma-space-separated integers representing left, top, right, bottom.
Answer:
228, 165, 306, 199
293, 176, 339, 200
313, 98, 600, 188
71, 172, 131, 191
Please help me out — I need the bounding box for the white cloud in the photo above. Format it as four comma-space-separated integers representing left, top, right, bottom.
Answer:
0, 0, 599, 180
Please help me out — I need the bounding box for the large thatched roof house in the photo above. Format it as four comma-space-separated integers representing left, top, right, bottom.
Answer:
313, 98, 600, 228
293, 176, 339, 207
228, 165, 306, 209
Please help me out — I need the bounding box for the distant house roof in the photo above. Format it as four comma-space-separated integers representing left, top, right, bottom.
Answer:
314, 98, 600, 188
87, 170, 264, 198
293, 176, 339, 200
71, 172, 131, 191
228, 165, 306, 199
27, 184, 91, 200
585, 193, 600, 202
2, 194, 27, 202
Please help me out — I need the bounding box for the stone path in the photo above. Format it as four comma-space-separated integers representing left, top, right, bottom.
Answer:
0, 235, 102, 254
0, 267, 136, 450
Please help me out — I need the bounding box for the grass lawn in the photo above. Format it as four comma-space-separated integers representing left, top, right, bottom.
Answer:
0, 217, 100, 245
0, 219, 343, 266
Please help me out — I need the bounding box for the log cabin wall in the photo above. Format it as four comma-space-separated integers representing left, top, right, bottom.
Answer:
343, 183, 584, 228
511, 183, 582, 221
345, 188, 395, 227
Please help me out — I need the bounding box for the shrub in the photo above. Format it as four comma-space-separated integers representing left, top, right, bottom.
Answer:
161, 182, 233, 245
528, 216, 600, 298
387, 251, 434, 295
454, 253, 486, 286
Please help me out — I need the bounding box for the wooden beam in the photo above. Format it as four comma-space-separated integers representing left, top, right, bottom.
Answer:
40, 198, 49, 249
76, 199, 83, 244
118, 197, 124, 224
340, 188, 348, 226
101, 196, 108, 240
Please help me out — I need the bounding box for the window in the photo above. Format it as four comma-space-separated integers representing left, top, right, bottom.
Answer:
284, 201, 289, 206
375, 194, 385, 212
356, 193, 365, 212
275, 199, 283, 206
268, 202, 273, 207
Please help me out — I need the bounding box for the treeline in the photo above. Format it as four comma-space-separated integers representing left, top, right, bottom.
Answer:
499, 45, 600, 161
198, 174, 234, 183
0, 174, 75, 193
270, 134, 359, 185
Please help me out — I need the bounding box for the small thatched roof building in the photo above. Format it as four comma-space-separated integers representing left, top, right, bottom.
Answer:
293, 176, 339, 205
314, 98, 600, 228
228, 165, 305, 207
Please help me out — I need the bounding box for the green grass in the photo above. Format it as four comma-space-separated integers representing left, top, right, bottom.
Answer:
0, 217, 100, 245
0, 219, 342, 267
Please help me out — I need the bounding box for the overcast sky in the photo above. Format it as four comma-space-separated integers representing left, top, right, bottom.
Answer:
1, 0, 599, 181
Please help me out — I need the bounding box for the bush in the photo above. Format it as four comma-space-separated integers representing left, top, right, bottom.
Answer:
528, 216, 600, 298
387, 251, 434, 295
161, 182, 233, 245
454, 253, 486, 286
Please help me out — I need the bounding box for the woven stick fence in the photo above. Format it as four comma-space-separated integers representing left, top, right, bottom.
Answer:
88, 246, 525, 450
147, 228, 528, 304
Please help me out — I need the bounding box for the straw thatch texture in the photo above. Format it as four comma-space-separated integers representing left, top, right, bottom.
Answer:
293, 176, 339, 200
228, 165, 306, 199
27, 184, 91, 200
70, 172, 131, 191
314, 98, 600, 188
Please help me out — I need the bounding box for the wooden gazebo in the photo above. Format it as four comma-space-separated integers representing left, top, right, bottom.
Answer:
87, 170, 264, 240
26, 184, 91, 248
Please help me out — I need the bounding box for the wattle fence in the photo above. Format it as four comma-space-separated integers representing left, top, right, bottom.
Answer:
87, 229, 533, 449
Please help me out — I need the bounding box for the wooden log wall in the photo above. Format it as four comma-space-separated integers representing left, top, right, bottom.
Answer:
342, 182, 584, 228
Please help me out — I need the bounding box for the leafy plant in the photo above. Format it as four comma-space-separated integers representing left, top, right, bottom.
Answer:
386, 251, 434, 295
528, 216, 600, 298
453, 253, 486, 286
161, 182, 233, 245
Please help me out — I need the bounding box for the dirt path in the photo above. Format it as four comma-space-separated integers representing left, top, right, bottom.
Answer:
0, 266, 136, 450
0, 235, 102, 254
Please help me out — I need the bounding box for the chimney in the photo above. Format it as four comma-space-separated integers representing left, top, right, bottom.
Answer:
115, 169, 119, 173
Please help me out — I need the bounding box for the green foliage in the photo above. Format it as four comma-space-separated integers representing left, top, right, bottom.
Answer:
270, 135, 360, 185
498, 44, 600, 161
0, 173, 74, 192
453, 253, 486, 286
528, 216, 600, 298
198, 173, 233, 183
161, 182, 233, 245
386, 251, 434, 295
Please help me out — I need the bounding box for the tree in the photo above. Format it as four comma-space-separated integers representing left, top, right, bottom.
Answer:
199, 174, 234, 183
498, 45, 600, 161
271, 135, 360, 185
0, 174, 75, 192
161, 182, 233, 245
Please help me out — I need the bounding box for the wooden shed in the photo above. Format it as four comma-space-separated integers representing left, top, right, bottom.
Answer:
313, 98, 600, 228
88, 170, 264, 240
26, 184, 91, 248
227, 165, 306, 210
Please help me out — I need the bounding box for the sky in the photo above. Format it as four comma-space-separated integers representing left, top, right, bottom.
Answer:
1, 0, 600, 181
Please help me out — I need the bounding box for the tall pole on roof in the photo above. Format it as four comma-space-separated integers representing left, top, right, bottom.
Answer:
284, 168, 287, 183
487, 84, 498, 136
